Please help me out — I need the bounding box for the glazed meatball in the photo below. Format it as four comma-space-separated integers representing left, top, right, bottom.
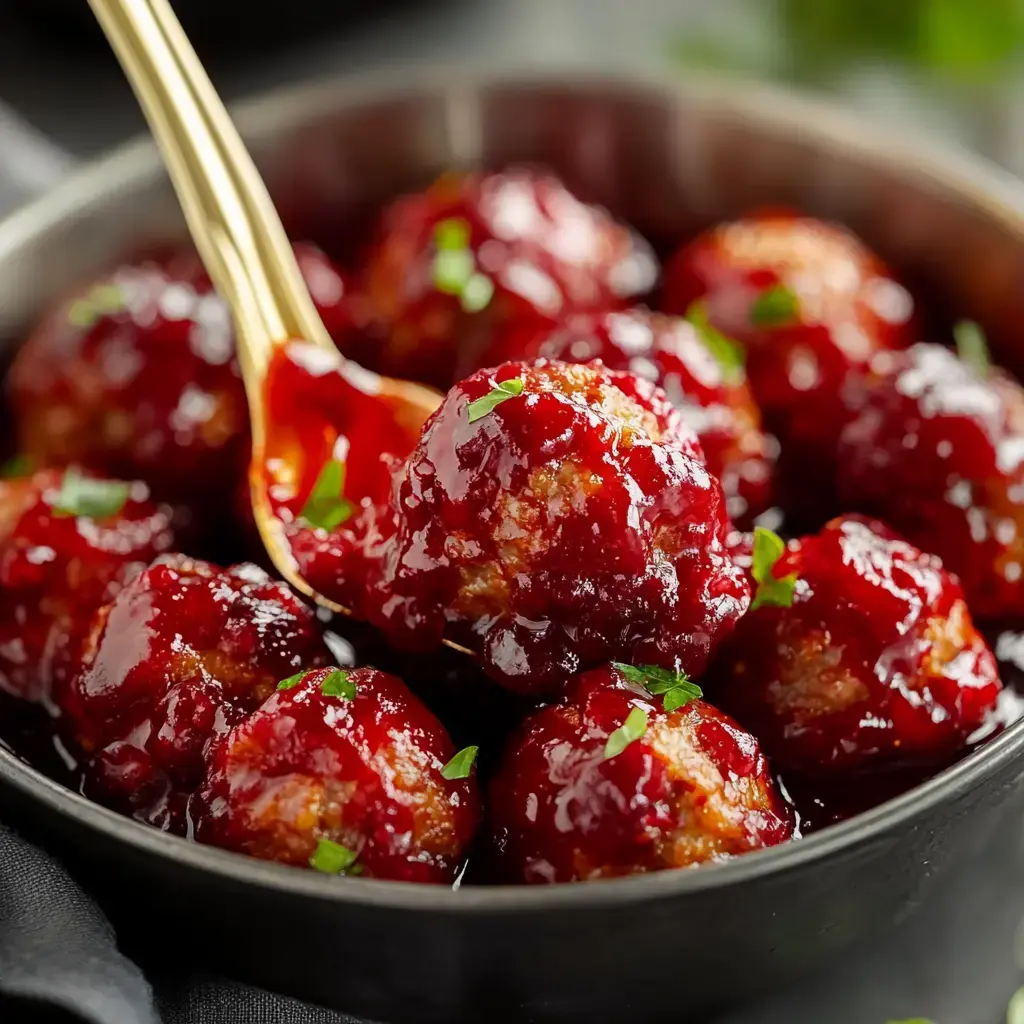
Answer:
61, 554, 328, 830
662, 213, 914, 522
360, 359, 750, 696
837, 341, 1024, 623
484, 307, 776, 526
712, 517, 1001, 775
8, 243, 355, 518
0, 466, 174, 704
192, 666, 480, 883
359, 168, 658, 388
486, 664, 792, 883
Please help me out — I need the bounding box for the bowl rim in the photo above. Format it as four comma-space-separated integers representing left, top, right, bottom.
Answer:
3, 63, 1024, 914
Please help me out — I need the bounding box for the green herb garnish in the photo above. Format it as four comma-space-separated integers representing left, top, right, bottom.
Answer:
954, 319, 990, 377
431, 218, 494, 313
611, 663, 703, 713
750, 284, 800, 328
603, 706, 649, 760
441, 745, 479, 780
751, 526, 798, 610
686, 300, 745, 378
309, 837, 359, 875
466, 378, 525, 423
276, 670, 307, 691
320, 668, 356, 700
0, 454, 33, 479
434, 217, 471, 252
67, 282, 126, 329
48, 468, 129, 519
300, 459, 354, 532
459, 273, 495, 313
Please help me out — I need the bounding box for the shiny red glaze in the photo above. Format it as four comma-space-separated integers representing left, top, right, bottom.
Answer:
837, 342, 1024, 623
484, 307, 776, 527
359, 168, 658, 388
0, 467, 175, 704
192, 666, 480, 883
361, 359, 750, 696
62, 554, 328, 830
712, 515, 1002, 775
259, 340, 433, 614
8, 244, 357, 516
486, 665, 792, 883
662, 214, 915, 520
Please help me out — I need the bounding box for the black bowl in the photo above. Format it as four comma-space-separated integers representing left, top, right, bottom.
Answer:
2, 70, 1024, 1023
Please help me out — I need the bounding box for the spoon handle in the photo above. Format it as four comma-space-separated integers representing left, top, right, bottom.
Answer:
86, 0, 334, 400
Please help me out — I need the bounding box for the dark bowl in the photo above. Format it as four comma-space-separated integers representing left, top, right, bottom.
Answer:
2, 69, 1024, 1024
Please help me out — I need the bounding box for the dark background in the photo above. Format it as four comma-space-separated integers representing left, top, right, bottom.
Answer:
2, 1, 1024, 1021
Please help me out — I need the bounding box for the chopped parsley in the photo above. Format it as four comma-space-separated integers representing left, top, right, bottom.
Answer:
466, 378, 525, 423
686, 300, 745, 378
48, 468, 129, 519
954, 319, 990, 377
431, 217, 494, 313
611, 663, 702, 713
750, 283, 800, 328
603, 706, 649, 760
300, 459, 354, 532
441, 745, 479, 780
309, 837, 360, 875
320, 668, 356, 700
67, 282, 126, 329
0, 454, 33, 479
751, 526, 798, 611
276, 670, 307, 691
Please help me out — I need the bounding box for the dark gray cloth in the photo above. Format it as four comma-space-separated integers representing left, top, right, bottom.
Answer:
0, 825, 156, 1024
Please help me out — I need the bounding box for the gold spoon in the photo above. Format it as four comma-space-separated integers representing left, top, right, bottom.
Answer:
86, 0, 464, 643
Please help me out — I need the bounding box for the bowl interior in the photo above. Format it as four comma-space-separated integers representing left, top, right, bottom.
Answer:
2, 70, 1024, 911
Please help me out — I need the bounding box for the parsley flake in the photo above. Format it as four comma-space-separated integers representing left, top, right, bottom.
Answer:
276, 670, 307, 691
686, 301, 745, 378
954, 319, 991, 377
460, 273, 495, 313
750, 284, 800, 328
49, 468, 129, 519
300, 459, 354, 532
751, 526, 798, 610
441, 745, 478, 780
431, 218, 493, 312
603, 706, 649, 760
466, 378, 525, 423
434, 217, 471, 252
0, 454, 33, 479
309, 837, 359, 875
321, 669, 356, 700
67, 282, 126, 329
611, 663, 702, 713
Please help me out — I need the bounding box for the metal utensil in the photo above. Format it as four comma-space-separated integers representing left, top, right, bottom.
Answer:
87, 0, 442, 622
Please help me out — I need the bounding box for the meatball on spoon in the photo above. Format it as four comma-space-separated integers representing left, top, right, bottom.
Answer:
85, 0, 456, 633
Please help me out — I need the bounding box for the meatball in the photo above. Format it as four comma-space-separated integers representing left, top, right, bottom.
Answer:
192, 666, 480, 883
484, 307, 776, 526
662, 213, 914, 522
359, 168, 658, 388
0, 466, 174, 704
359, 359, 750, 696
712, 517, 1001, 775
61, 554, 328, 830
8, 243, 356, 517
837, 341, 1024, 623
486, 664, 792, 883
